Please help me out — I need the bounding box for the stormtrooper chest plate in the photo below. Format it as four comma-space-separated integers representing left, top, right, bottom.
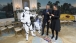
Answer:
23, 13, 31, 23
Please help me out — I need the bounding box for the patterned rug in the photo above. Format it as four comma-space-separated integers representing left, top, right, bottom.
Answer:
32, 34, 63, 43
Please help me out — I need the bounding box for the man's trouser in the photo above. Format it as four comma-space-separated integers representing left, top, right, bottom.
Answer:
42, 20, 49, 35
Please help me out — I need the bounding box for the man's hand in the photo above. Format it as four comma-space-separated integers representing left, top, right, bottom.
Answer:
51, 14, 54, 16
48, 20, 50, 22
42, 15, 44, 18
47, 12, 50, 15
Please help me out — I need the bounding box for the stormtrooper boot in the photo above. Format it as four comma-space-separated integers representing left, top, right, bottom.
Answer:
26, 33, 28, 41
31, 31, 36, 37
33, 30, 36, 32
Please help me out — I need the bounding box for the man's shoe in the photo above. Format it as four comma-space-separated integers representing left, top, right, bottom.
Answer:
41, 33, 44, 36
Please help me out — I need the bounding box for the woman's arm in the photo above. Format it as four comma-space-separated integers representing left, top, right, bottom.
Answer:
52, 10, 60, 19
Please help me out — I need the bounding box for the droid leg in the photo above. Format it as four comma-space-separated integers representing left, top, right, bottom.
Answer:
37, 25, 41, 33
35, 22, 41, 33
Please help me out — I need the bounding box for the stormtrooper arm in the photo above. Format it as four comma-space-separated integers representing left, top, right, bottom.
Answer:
20, 13, 24, 23
30, 14, 38, 17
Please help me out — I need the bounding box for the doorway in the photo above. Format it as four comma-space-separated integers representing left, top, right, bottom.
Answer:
22, 0, 30, 8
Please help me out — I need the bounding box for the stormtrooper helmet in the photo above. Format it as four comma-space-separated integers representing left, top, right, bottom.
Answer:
24, 7, 29, 10
24, 7, 30, 12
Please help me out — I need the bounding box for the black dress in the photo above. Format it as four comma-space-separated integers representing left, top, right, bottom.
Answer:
50, 10, 61, 32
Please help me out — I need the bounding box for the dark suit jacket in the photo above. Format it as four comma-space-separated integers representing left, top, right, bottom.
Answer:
42, 9, 52, 21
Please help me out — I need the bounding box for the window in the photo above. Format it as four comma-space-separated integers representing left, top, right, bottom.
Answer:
0, 0, 14, 19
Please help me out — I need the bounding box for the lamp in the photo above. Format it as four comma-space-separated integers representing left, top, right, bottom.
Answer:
16, 4, 20, 10
32, 5, 36, 10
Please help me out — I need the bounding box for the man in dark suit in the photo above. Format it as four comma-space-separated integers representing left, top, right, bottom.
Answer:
41, 5, 52, 36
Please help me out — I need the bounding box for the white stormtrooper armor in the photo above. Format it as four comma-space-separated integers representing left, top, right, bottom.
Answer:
20, 7, 36, 41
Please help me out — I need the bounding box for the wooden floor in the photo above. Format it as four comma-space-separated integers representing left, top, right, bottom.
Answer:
0, 23, 76, 43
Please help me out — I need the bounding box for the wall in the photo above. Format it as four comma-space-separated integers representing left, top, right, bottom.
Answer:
22, 0, 30, 8
12, 0, 23, 11
29, 0, 37, 10
12, 0, 37, 10
0, 0, 37, 22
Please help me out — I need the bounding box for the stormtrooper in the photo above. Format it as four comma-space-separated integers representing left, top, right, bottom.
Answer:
20, 7, 36, 41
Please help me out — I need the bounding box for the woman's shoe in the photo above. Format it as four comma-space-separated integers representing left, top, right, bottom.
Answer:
51, 35, 54, 39
55, 36, 58, 40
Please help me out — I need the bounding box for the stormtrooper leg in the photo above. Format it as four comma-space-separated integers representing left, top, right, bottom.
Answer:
26, 33, 29, 41
30, 25, 36, 36
24, 24, 29, 41
23, 24, 25, 29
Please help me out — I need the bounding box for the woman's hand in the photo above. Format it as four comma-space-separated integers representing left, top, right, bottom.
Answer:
51, 14, 54, 16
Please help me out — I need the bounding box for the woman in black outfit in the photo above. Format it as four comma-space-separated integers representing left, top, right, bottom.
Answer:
50, 5, 61, 40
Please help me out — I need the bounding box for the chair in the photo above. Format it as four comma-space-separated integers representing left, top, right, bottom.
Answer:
0, 22, 7, 36
14, 27, 23, 37
14, 22, 23, 38
6, 21, 14, 33
67, 20, 73, 25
